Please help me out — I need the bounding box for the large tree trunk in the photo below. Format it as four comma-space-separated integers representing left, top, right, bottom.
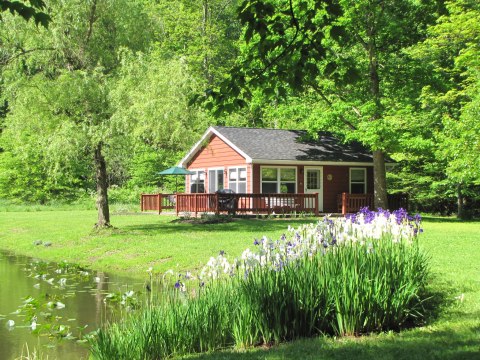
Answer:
373, 150, 388, 210
95, 142, 110, 227
367, 22, 388, 210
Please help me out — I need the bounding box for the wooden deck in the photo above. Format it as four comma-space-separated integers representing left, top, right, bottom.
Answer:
141, 192, 408, 216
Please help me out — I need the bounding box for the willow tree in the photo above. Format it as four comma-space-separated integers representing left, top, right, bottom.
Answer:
1, 0, 151, 226
203, 0, 442, 209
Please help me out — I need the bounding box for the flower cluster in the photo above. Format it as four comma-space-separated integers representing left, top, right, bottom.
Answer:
198, 208, 422, 282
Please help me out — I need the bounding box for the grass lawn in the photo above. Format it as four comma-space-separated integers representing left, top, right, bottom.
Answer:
0, 209, 479, 359
0, 210, 315, 276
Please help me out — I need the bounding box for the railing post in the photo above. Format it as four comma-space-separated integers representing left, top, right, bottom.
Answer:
158, 193, 162, 215
267, 194, 271, 214
314, 193, 319, 216
176, 194, 179, 216
342, 192, 348, 215
141, 194, 144, 212
194, 193, 198, 217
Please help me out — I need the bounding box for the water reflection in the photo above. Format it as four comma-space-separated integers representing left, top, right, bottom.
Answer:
0, 251, 145, 360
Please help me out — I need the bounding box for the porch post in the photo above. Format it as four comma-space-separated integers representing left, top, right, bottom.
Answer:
342, 192, 348, 215
314, 193, 319, 216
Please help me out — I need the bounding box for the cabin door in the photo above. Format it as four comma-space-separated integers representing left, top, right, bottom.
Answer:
304, 167, 323, 212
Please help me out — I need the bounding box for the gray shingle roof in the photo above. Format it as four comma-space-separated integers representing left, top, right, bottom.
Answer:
213, 126, 374, 163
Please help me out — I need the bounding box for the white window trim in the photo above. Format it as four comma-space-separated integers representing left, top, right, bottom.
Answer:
207, 167, 224, 193
260, 166, 297, 193
349, 168, 367, 194
227, 166, 247, 193
189, 168, 205, 193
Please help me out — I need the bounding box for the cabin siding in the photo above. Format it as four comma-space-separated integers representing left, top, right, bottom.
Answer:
186, 135, 251, 193
322, 166, 374, 213
323, 166, 350, 213
188, 135, 246, 168
367, 167, 374, 194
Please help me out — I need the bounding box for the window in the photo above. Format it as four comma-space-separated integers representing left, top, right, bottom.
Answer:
261, 167, 296, 194
208, 169, 224, 193
350, 168, 366, 194
306, 169, 321, 190
190, 170, 205, 193
228, 167, 247, 193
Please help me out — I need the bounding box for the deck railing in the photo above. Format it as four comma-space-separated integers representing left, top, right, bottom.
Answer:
141, 192, 407, 216
140, 193, 176, 213
175, 193, 319, 216
337, 193, 409, 215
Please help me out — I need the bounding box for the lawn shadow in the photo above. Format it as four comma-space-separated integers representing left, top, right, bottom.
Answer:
184, 323, 480, 360
421, 216, 479, 224
117, 218, 318, 236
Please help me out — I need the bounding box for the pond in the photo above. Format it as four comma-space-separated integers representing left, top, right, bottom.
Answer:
0, 251, 146, 360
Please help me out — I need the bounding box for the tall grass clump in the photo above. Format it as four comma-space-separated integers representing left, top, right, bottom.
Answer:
90, 208, 431, 358
90, 280, 238, 360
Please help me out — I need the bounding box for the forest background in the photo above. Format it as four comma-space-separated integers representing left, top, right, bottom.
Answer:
0, 0, 479, 221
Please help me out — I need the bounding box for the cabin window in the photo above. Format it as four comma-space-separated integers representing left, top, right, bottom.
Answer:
228, 167, 247, 193
350, 168, 366, 194
190, 170, 205, 193
208, 169, 224, 193
261, 167, 296, 194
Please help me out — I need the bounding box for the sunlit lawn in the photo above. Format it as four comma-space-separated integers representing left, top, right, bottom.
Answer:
0, 209, 316, 276
0, 209, 479, 359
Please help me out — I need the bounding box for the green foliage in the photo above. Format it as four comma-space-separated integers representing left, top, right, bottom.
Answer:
112, 49, 210, 152
0, 0, 50, 27
89, 235, 430, 358
390, 0, 480, 215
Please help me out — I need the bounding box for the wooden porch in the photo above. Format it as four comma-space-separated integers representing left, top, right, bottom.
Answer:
141, 192, 408, 216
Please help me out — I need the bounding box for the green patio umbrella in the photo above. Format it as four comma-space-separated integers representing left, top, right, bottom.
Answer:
158, 166, 194, 193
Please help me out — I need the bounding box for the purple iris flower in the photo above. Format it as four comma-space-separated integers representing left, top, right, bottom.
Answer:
219, 250, 225, 256
174, 281, 181, 289
253, 239, 260, 245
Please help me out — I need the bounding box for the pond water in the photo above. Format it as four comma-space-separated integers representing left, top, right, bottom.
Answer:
0, 251, 146, 359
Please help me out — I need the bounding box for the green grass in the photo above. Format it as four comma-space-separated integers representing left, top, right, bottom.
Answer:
0, 209, 316, 277
1, 209, 479, 359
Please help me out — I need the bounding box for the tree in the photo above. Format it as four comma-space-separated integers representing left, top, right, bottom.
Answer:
0, 0, 151, 226
147, 0, 242, 86
408, 0, 480, 217
110, 48, 212, 187
203, 0, 442, 209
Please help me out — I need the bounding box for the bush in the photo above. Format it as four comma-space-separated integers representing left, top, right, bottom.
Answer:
108, 186, 158, 205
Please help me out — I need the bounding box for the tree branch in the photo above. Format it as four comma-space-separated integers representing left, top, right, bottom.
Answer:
0, 47, 56, 65
85, 0, 98, 46
311, 84, 357, 130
